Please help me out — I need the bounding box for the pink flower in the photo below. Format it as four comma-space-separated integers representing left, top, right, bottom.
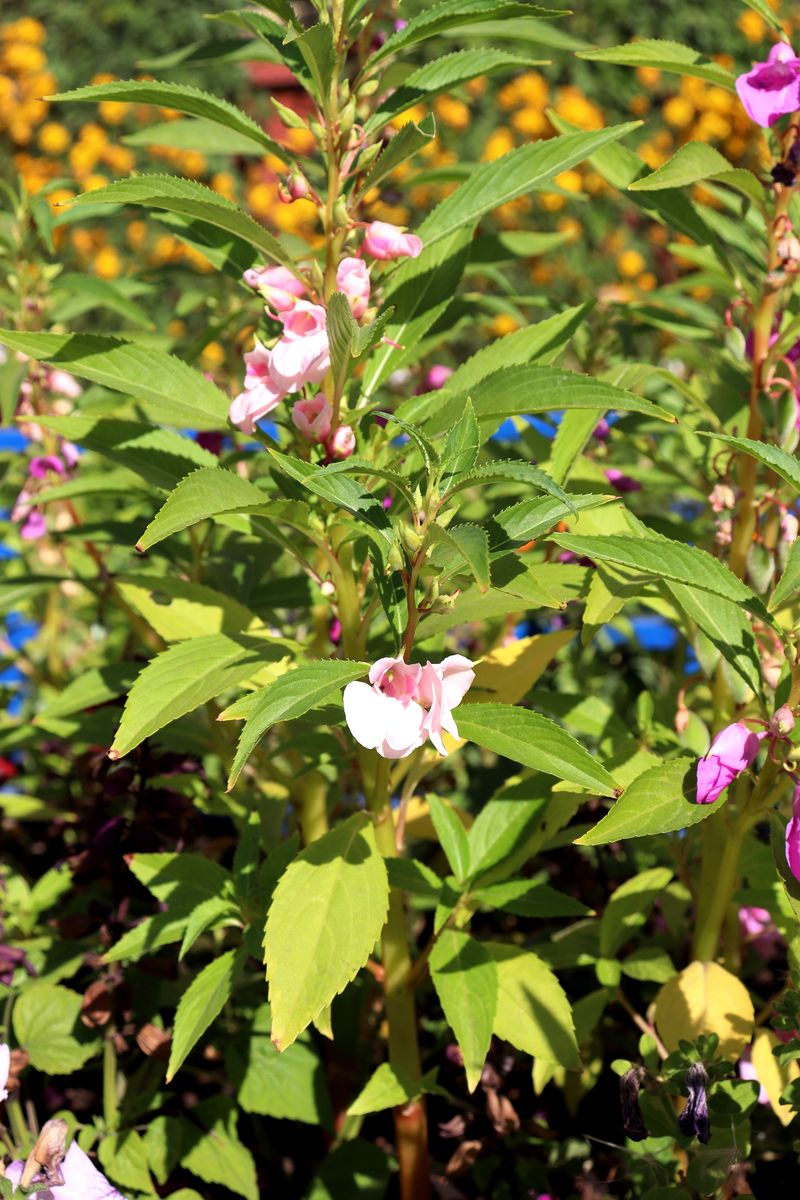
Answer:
782, 512, 799, 544
327, 424, 356, 459
605, 467, 641, 494
739, 905, 772, 937
343, 654, 474, 759
738, 1048, 769, 1105
270, 301, 330, 390
228, 339, 285, 433
337, 256, 371, 319
363, 220, 423, 261
61, 441, 81, 469
45, 369, 82, 399
243, 264, 305, 312
426, 364, 453, 390
29, 455, 64, 479
292, 394, 332, 442
695, 722, 766, 804
5, 1138, 124, 1198
786, 785, 800, 883
736, 42, 800, 127
0, 1041, 9, 1102
20, 511, 46, 540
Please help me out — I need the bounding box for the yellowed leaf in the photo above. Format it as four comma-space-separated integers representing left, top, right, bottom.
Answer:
654, 961, 754, 1060
403, 795, 472, 842
467, 629, 575, 706
750, 1028, 800, 1126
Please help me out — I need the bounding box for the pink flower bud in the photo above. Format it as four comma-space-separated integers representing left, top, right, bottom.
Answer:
45, 369, 82, 399
336, 256, 371, 320
787, 785, 800, 883
425, 364, 453, 390
363, 220, 423, 261
327, 424, 356, 459
771, 705, 795, 736
242, 265, 305, 312
287, 171, 310, 200
709, 483, 736, 513
782, 512, 799, 544
292, 394, 332, 442
20, 511, 46, 541
695, 722, 766, 805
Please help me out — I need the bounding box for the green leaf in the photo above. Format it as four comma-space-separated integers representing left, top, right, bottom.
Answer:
347, 1062, 427, 1115
430, 930, 497, 1091
740, 0, 785, 33
666, 582, 761, 695
551, 532, 767, 618
628, 142, 764, 206
221, 660, 368, 789
445, 460, 574, 510
285, 22, 336, 106
50, 79, 286, 158
137, 467, 269, 550
12, 983, 98, 1073
116, 574, 261, 643
167, 947, 244, 1081
385, 858, 443, 898
181, 1098, 258, 1200
473, 879, 591, 919
52, 272, 153, 328
66, 175, 294, 269
599, 867, 673, 957
439, 397, 480, 489
576, 758, 717, 845
428, 797, 471, 882
698, 432, 800, 496
367, 1, 562, 69
227, 1013, 331, 1126
419, 365, 677, 435
429, 523, 491, 591
468, 781, 551, 881
326, 291, 357, 401
35, 664, 135, 723
98, 1131, 153, 1195
770, 539, 800, 611
123, 116, 268, 156
361, 117, 437, 192
110, 634, 285, 759
490, 494, 611, 554
577, 39, 736, 89
0, 329, 230, 430
268, 449, 393, 549
264, 813, 389, 1050
486, 942, 580, 1070
456, 704, 617, 795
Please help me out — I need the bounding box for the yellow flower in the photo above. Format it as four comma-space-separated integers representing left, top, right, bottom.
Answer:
247, 182, 276, 219
629, 95, 650, 116
617, 249, 646, 278
179, 150, 207, 177
10, 17, 46, 44
126, 220, 148, 249
83, 173, 109, 193
167, 319, 186, 338
200, 341, 226, 368
663, 95, 694, 129
103, 145, 135, 173
556, 216, 582, 242
491, 314, 519, 336
24, 71, 56, 98
635, 66, 662, 88
8, 120, 33, 145
283, 126, 315, 154
70, 228, 95, 254
4, 42, 46, 72
91, 72, 117, 85
93, 245, 122, 279
538, 192, 565, 212
554, 169, 582, 193
38, 122, 70, 155
637, 272, 657, 291
694, 112, 731, 142
482, 127, 515, 161
510, 106, 548, 138
99, 100, 131, 125
211, 171, 237, 200
79, 123, 108, 148
737, 10, 766, 41
554, 86, 604, 130
434, 95, 470, 131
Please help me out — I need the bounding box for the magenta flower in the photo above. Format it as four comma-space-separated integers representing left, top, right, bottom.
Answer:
0, 1041, 9, 1102
5, 1140, 124, 1198
695, 722, 766, 804
736, 42, 800, 127
29, 455, 65, 479
605, 467, 641, 494
343, 654, 474, 759
327, 424, 356, 460
426, 364, 453, 390
242, 264, 305, 312
337, 256, 371, 319
786, 785, 800, 883
363, 220, 423, 261
292, 394, 332, 442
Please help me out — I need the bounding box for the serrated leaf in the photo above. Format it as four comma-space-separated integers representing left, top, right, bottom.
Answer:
577, 39, 735, 89
469, 630, 576, 706
347, 1062, 427, 1115
457, 704, 617, 795
629, 142, 764, 206
268, 449, 394, 549
473, 879, 591, 918
486, 942, 580, 1070
99, 1131, 153, 1194
124, 116, 268, 155
490, 493, 611, 555
167, 948, 244, 1080
440, 398, 479, 489
221, 660, 368, 789
385, 858, 443, 898
699, 431, 800, 495
0, 329, 229, 430
326, 291, 357, 400
577, 758, 721, 845
666, 581, 761, 695
428, 796, 471, 882
599, 867, 673, 956
12, 983, 98, 1073
35, 663, 135, 723
770, 539, 800, 611
110, 634, 285, 759
430, 930, 497, 1091
181, 1098, 258, 1200
137, 467, 269, 550
367, 1, 562, 69
264, 813, 389, 1050
52, 272, 153, 328
381, 413, 440, 472
654, 962, 754, 1060
285, 22, 336, 105
66, 175, 294, 269
361, 117, 437, 192
116, 574, 261, 643
429, 522, 490, 591
446, 460, 574, 510
50, 79, 286, 157
227, 1014, 332, 1126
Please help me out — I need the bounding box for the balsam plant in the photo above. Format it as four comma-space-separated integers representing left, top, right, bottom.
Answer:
4, 1, 800, 1197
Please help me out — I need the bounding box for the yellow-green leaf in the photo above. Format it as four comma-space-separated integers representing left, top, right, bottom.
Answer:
654, 961, 754, 1060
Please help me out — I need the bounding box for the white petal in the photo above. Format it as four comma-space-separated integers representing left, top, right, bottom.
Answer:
343, 682, 387, 750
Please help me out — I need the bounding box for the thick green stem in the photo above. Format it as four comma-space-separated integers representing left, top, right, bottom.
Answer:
295, 769, 329, 844
5, 1097, 30, 1155
103, 1030, 119, 1132
366, 755, 431, 1200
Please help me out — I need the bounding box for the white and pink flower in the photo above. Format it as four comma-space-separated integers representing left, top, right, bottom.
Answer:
343, 654, 475, 759
292, 394, 332, 442
337, 256, 371, 319
363, 220, 423, 262
243, 264, 305, 312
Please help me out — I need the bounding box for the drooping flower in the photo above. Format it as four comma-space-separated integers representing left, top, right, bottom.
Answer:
695, 721, 766, 804
242, 264, 305, 312
0, 1040, 9, 1102
292, 394, 332, 442
735, 42, 800, 128
270, 301, 330, 391
677, 1063, 710, 1144
343, 654, 474, 759
363, 220, 423, 261
786, 785, 800, 883
5, 1136, 124, 1199
337, 256, 371, 319
327, 424, 356, 460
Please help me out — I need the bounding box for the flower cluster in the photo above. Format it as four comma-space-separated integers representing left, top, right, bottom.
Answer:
344, 654, 475, 759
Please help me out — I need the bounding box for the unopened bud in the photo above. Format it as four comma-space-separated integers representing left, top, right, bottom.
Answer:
332, 196, 350, 229
309, 118, 324, 141
778, 234, 800, 266
340, 97, 357, 137
359, 78, 380, 98
399, 520, 424, 556
320, 579, 336, 597
357, 141, 382, 172
288, 171, 310, 201
270, 97, 308, 131
276, 182, 293, 205
771, 705, 795, 736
